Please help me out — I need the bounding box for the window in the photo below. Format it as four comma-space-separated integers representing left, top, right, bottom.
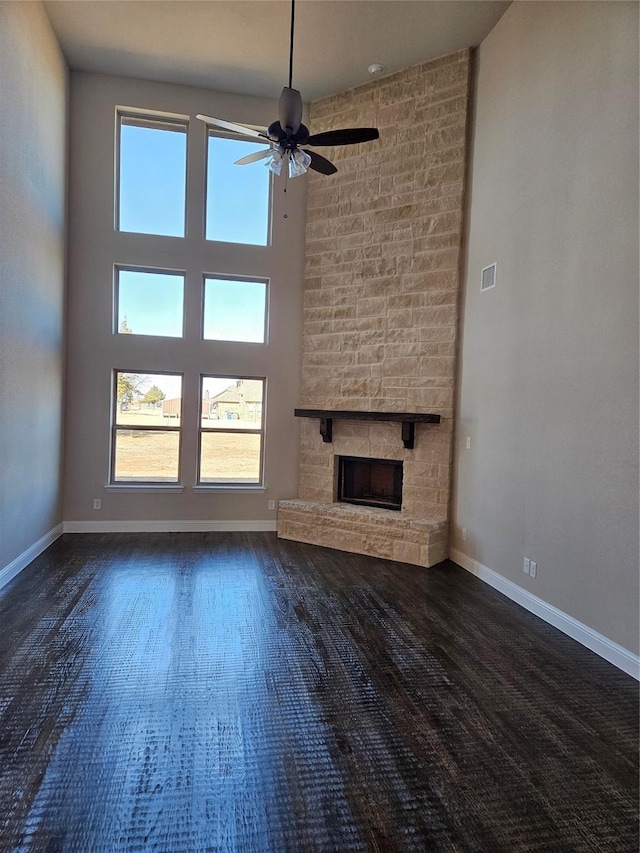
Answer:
109, 108, 274, 491
117, 114, 187, 237
206, 133, 271, 246
199, 376, 265, 485
202, 276, 268, 343
111, 371, 183, 483
115, 267, 184, 337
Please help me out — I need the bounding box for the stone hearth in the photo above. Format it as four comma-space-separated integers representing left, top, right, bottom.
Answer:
277, 500, 447, 567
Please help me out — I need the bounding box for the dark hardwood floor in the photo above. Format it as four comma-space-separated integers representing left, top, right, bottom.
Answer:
0, 533, 637, 852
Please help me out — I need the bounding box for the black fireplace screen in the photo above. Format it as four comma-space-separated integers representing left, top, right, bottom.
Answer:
337, 456, 403, 511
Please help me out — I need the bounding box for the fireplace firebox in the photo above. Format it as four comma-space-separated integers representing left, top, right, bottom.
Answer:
337, 456, 403, 511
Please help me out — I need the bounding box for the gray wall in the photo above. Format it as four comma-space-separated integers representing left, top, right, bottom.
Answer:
453, 1, 639, 653
0, 2, 68, 571
63, 73, 306, 524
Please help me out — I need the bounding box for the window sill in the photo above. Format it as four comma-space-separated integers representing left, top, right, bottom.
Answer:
105, 485, 184, 493
192, 485, 266, 493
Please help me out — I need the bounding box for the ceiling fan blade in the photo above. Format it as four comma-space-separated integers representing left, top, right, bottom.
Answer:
279, 87, 303, 135
306, 128, 380, 147
304, 150, 337, 176
196, 114, 267, 139
234, 147, 273, 166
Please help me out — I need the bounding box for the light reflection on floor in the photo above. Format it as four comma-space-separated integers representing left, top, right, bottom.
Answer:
16, 551, 356, 851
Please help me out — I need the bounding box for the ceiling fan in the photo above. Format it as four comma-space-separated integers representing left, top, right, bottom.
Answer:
196, 0, 379, 178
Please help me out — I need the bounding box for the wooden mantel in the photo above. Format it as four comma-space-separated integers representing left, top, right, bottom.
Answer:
294, 409, 441, 450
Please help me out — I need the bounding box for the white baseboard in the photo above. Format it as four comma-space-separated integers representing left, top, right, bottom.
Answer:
450, 548, 640, 681
0, 523, 63, 591
63, 520, 277, 533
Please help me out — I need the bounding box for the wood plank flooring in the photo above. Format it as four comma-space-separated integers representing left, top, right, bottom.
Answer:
0, 532, 637, 852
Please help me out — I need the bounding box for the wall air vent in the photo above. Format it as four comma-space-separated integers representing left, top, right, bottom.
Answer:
481, 262, 497, 292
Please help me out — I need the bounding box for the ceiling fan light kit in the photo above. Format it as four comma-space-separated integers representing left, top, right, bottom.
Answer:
289, 148, 312, 178
197, 0, 379, 179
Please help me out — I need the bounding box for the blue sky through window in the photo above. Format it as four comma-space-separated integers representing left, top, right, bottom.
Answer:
203, 278, 267, 343
117, 269, 184, 337
206, 135, 270, 246
119, 122, 187, 237
116, 116, 272, 352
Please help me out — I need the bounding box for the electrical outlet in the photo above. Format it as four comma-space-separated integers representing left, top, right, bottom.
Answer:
462, 528, 467, 541
530, 561, 537, 579
268, 500, 276, 511
465, 436, 471, 450
523, 557, 530, 575
93, 499, 101, 510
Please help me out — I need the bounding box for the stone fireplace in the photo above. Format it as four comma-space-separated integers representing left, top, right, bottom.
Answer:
277, 49, 471, 568
278, 416, 451, 567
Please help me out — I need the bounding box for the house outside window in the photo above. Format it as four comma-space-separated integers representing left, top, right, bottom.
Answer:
199, 377, 265, 485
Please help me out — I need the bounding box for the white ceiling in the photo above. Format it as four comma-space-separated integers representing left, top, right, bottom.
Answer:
43, 1, 510, 102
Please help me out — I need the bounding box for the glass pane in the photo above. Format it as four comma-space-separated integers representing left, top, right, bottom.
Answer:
114, 430, 179, 482
201, 377, 264, 429
115, 372, 183, 426
117, 269, 184, 337
119, 119, 186, 237
203, 278, 266, 343
200, 432, 261, 484
206, 135, 270, 245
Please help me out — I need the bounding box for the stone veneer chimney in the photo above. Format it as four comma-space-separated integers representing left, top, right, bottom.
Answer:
278, 50, 471, 568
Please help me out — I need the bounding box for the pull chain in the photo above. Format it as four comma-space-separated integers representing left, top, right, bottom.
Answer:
283, 164, 289, 218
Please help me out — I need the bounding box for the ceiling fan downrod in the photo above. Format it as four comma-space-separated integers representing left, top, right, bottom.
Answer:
288, 0, 295, 90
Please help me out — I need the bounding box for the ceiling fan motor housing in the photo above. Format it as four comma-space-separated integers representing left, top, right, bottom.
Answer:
279, 86, 304, 136
268, 121, 310, 149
